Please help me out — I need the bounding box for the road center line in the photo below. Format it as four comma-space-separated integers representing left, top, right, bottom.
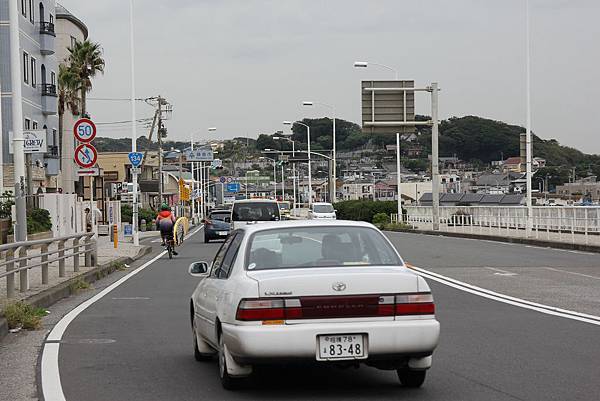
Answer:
410, 265, 600, 327
484, 266, 517, 275
542, 267, 600, 280
41, 225, 203, 401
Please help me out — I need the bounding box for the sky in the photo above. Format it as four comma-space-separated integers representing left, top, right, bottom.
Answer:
58, 0, 600, 154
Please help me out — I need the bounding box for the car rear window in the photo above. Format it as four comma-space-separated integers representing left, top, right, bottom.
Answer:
246, 226, 401, 270
210, 212, 230, 221
313, 204, 334, 213
232, 202, 280, 222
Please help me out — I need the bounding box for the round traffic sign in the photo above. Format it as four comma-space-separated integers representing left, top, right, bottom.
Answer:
219, 176, 226, 183
74, 143, 98, 168
74, 118, 97, 143
226, 177, 233, 183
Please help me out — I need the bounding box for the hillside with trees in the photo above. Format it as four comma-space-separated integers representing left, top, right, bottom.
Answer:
93, 115, 599, 177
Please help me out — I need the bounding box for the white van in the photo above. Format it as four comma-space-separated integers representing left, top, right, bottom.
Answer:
308, 202, 337, 220
231, 199, 281, 230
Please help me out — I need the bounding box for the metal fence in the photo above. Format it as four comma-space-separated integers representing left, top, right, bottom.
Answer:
1, 233, 97, 299
392, 206, 600, 246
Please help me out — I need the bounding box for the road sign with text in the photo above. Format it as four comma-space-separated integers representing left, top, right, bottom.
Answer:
74, 118, 97, 142
128, 152, 144, 167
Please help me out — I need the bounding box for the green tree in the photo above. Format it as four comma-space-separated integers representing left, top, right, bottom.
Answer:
68, 40, 105, 116
57, 64, 80, 159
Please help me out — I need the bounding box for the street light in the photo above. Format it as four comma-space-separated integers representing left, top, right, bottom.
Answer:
284, 121, 312, 207
260, 154, 277, 198
353, 60, 399, 80
274, 136, 297, 210
302, 100, 336, 202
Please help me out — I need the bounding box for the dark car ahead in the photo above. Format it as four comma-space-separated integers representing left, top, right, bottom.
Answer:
203, 209, 231, 243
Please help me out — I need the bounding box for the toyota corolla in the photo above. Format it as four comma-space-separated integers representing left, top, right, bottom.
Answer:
188, 220, 440, 390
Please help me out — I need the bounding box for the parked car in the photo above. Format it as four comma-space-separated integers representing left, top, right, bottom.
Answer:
188, 220, 440, 390
309, 202, 336, 219
230, 199, 280, 230
203, 209, 231, 243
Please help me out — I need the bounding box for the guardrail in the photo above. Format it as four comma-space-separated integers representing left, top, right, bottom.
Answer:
1, 233, 97, 299
392, 206, 600, 245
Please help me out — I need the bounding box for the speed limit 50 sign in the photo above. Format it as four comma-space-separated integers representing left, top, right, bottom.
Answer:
74, 118, 97, 143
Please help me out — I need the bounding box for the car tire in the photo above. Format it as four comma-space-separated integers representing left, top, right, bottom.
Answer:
218, 334, 242, 390
397, 369, 426, 388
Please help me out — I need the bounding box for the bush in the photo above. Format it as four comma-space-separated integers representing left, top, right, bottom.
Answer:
372, 212, 390, 229
333, 200, 399, 223
383, 222, 413, 232
0, 191, 14, 219
27, 208, 52, 234
3, 301, 46, 330
121, 204, 156, 225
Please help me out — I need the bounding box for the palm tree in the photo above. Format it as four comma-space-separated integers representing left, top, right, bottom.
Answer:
57, 64, 80, 164
68, 40, 105, 117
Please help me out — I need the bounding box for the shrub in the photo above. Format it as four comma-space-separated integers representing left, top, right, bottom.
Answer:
3, 301, 46, 330
372, 213, 390, 229
383, 222, 412, 232
27, 208, 52, 234
0, 191, 14, 219
333, 200, 399, 223
121, 204, 156, 225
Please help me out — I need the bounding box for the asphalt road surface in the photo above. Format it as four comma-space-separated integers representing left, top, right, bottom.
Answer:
48, 230, 600, 401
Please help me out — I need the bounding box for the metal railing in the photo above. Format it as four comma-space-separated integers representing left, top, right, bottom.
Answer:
39, 21, 55, 35
394, 206, 600, 246
1, 233, 97, 299
41, 83, 57, 96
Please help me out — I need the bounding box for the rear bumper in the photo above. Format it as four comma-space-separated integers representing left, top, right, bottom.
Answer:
205, 227, 230, 238
222, 319, 439, 364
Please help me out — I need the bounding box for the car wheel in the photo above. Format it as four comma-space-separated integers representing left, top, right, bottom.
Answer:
397, 369, 426, 388
218, 333, 242, 390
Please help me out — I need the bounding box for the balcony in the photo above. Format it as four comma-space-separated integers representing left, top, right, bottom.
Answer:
46, 145, 60, 159
41, 84, 57, 115
39, 22, 56, 55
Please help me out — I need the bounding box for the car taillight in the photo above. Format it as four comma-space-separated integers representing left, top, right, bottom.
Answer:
236, 293, 434, 321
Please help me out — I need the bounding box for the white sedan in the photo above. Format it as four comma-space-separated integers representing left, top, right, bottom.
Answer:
189, 220, 440, 390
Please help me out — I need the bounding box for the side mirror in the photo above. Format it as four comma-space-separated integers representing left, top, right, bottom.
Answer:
188, 261, 210, 278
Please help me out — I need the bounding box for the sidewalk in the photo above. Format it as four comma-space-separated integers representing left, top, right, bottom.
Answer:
0, 233, 155, 311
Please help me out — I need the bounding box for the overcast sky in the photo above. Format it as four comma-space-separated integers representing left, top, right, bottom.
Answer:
58, 0, 600, 154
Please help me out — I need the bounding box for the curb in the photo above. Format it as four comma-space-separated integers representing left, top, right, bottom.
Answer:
387, 229, 600, 253
0, 245, 153, 342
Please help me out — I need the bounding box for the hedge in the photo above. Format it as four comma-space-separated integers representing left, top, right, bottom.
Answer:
333, 200, 398, 223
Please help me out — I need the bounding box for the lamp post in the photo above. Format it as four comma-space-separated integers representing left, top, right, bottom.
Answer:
274, 136, 296, 209
353, 61, 399, 80
302, 101, 336, 203
129, 0, 139, 246
260, 154, 277, 199
284, 121, 312, 207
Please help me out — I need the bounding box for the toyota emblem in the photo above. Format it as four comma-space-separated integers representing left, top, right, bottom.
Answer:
332, 282, 347, 292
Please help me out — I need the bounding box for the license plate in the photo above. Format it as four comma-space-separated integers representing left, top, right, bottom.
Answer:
317, 334, 366, 360
217, 231, 228, 236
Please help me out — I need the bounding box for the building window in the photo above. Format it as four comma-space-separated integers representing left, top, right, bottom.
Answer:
21, 0, 27, 17
23, 52, 29, 84
30, 57, 37, 87
49, 14, 53, 24
70, 36, 77, 49
24, 118, 31, 130
29, 0, 34, 23
32, 121, 38, 129
50, 71, 56, 86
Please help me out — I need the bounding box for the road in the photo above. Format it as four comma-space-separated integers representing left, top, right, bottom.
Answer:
45, 230, 600, 401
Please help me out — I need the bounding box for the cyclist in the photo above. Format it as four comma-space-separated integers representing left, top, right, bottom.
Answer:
156, 203, 178, 255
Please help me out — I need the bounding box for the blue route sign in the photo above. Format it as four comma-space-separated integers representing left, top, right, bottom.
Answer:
226, 182, 240, 193
128, 152, 144, 167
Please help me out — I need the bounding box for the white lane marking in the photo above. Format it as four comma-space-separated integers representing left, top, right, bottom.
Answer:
484, 266, 518, 276
151, 239, 163, 243
410, 265, 600, 327
41, 225, 202, 401
542, 267, 600, 280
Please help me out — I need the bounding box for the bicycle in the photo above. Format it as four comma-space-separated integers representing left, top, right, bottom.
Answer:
164, 235, 176, 259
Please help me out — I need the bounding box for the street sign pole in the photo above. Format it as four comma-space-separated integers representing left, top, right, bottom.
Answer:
129, 0, 139, 246
431, 82, 440, 231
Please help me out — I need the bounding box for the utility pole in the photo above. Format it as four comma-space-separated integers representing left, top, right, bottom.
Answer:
9, 0, 27, 242
431, 82, 440, 231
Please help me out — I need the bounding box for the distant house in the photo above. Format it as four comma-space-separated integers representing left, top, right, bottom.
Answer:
502, 157, 523, 173
418, 193, 525, 206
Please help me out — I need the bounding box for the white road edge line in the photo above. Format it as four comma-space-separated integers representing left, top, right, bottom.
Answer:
411, 265, 600, 327
542, 266, 600, 280
41, 225, 203, 401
